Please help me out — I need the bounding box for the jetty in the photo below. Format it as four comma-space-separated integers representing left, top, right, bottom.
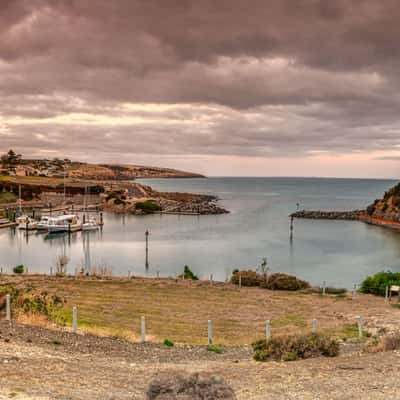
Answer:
290, 210, 363, 221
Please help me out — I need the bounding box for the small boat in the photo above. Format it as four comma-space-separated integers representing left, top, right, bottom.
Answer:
82, 219, 99, 231
47, 214, 82, 233
37, 216, 57, 231
17, 215, 38, 230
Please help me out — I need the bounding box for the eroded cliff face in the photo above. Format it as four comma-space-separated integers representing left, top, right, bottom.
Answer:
366, 182, 400, 223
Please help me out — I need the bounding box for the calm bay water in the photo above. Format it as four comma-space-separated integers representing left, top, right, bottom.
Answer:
1, 177, 399, 288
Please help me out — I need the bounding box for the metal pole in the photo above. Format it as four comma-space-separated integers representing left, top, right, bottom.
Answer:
145, 230, 149, 269
312, 318, 317, 333
322, 281, 326, 295
207, 320, 213, 345
357, 316, 363, 338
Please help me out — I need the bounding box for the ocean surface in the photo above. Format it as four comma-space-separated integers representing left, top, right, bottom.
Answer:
1, 177, 399, 288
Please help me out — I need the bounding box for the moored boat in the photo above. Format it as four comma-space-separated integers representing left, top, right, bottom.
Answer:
47, 214, 82, 233
82, 218, 100, 231
17, 216, 38, 230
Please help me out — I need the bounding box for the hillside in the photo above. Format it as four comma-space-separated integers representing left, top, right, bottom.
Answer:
365, 182, 400, 223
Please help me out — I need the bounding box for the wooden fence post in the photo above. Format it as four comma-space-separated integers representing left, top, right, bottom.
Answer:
385, 286, 389, 303
72, 306, 78, 333
239, 273, 242, 289
5, 294, 11, 321
141, 316, 146, 343
208, 320, 213, 345
265, 320, 271, 340
357, 316, 363, 338
322, 281, 326, 295
312, 318, 317, 333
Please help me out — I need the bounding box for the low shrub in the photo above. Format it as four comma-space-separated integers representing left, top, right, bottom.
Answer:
179, 265, 199, 280
207, 345, 223, 354
13, 264, 25, 274
360, 271, 400, 296
163, 339, 174, 347
252, 333, 339, 362
135, 200, 161, 214
230, 270, 263, 286
261, 273, 310, 291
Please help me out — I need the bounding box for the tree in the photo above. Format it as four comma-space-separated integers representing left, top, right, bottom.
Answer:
1, 149, 22, 169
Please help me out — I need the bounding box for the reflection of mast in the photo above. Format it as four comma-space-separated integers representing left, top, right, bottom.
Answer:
18, 185, 22, 215
83, 233, 91, 274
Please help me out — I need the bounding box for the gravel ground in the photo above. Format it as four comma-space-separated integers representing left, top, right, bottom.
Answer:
0, 322, 399, 399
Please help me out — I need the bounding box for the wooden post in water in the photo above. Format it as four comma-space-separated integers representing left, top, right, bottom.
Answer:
145, 230, 149, 269
207, 320, 213, 345
5, 294, 11, 321
265, 320, 271, 340
141, 316, 146, 343
290, 216, 294, 240
72, 306, 78, 333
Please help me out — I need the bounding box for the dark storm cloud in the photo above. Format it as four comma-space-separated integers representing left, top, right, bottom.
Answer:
0, 0, 400, 162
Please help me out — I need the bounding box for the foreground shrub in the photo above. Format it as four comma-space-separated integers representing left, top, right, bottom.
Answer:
252, 333, 339, 362
360, 271, 400, 296
13, 264, 24, 274
230, 270, 263, 286
135, 200, 161, 214
178, 265, 199, 280
163, 339, 174, 347
147, 372, 236, 400
261, 273, 310, 291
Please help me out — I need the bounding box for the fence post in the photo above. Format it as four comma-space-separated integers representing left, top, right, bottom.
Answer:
385, 286, 389, 303
352, 284, 357, 299
72, 306, 78, 333
141, 316, 146, 343
210, 274, 213, 284
357, 316, 363, 338
312, 318, 317, 333
208, 320, 213, 345
322, 281, 326, 296
5, 294, 11, 321
239, 273, 242, 289
265, 320, 271, 340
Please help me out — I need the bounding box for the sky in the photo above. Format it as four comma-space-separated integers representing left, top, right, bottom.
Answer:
0, 0, 399, 178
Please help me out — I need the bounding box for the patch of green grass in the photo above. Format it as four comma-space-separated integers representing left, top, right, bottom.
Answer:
0, 191, 17, 204
391, 303, 400, 309
272, 313, 307, 329
207, 345, 223, 354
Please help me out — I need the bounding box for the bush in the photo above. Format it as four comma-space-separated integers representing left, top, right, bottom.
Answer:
252, 333, 339, 362
163, 339, 174, 347
178, 265, 198, 280
135, 200, 161, 214
360, 271, 400, 296
230, 270, 263, 286
261, 273, 310, 291
13, 264, 25, 274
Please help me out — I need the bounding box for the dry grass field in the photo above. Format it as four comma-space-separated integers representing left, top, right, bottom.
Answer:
1, 275, 397, 345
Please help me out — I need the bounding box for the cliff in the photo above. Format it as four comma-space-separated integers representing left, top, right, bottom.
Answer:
365, 182, 400, 222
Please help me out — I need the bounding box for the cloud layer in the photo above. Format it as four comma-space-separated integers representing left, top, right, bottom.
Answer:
0, 0, 399, 176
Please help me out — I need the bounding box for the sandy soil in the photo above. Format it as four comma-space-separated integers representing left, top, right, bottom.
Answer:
0, 322, 399, 400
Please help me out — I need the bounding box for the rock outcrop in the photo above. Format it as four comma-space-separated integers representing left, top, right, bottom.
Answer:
366, 182, 400, 223
290, 210, 363, 220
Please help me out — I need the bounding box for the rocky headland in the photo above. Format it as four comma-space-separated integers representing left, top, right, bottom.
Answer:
291, 181, 400, 231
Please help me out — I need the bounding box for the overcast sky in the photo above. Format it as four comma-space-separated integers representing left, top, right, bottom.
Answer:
1, 0, 399, 178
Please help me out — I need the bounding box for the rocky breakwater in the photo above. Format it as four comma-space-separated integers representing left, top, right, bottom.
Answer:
100, 182, 229, 215
291, 210, 363, 220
